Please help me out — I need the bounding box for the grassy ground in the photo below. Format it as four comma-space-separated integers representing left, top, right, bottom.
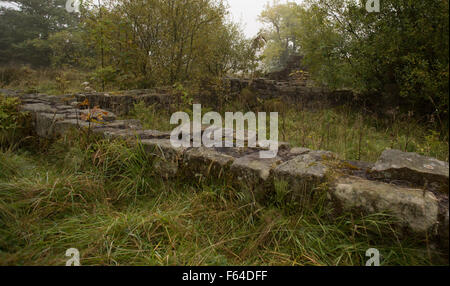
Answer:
2, 66, 448, 163
0, 66, 87, 95
0, 131, 448, 266
1, 71, 448, 265
130, 102, 449, 163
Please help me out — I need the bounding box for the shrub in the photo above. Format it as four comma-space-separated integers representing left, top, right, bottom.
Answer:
0, 96, 30, 149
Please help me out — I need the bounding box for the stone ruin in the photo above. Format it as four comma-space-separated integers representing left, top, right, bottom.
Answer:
37, 78, 352, 117
1, 88, 448, 250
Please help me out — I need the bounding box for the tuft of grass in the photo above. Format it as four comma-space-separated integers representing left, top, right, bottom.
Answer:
129, 101, 173, 131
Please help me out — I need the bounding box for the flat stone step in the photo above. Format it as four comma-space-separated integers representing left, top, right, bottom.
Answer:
330, 176, 442, 235
371, 149, 449, 193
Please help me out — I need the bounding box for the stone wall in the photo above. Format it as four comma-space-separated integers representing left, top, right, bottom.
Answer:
74, 88, 177, 116
3, 89, 449, 250
227, 77, 354, 106
65, 78, 354, 117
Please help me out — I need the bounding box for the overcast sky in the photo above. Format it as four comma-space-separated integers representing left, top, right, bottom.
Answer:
227, 0, 304, 38
226, 0, 271, 38
0, 0, 301, 38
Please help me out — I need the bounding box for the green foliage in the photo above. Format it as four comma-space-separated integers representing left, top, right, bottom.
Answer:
55, 74, 71, 94
259, 0, 449, 131
130, 101, 173, 132
48, 30, 93, 68
0, 0, 80, 66
0, 0, 258, 88
196, 76, 232, 111
272, 179, 295, 211
79, 0, 256, 88
0, 96, 30, 148
173, 83, 193, 108
281, 104, 449, 162
259, 1, 303, 71
0, 97, 24, 131
126, 92, 449, 162
90, 66, 117, 90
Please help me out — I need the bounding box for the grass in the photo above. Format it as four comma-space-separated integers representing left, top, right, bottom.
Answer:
3, 65, 448, 163
0, 66, 88, 95
0, 131, 448, 266
281, 106, 449, 162
130, 101, 449, 163
1, 73, 448, 265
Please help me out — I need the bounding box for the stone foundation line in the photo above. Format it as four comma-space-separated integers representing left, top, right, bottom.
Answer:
2, 89, 448, 249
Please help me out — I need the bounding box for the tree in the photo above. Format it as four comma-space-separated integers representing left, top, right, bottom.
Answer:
258, 0, 303, 71
260, 0, 449, 132
81, 0, 256, 88
0, 0, 80, 66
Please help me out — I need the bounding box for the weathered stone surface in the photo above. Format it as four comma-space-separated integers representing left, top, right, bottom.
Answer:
371, 149, 449, 193
178, 123, 218, 142
344, 160, 374, 171
274, 153, 329, 181
307, 150, 337, 160
95, 128, 137, 140
220, 128, 258, 147
139, 129, 170, 139
141, 139, 186, 160
289, 147, 311, 156
257, 140, 290, 151
53, 119, 99, 136
22, 103, 58, 114
39, 95, 61, 103
140, 139, 187, 178
95, 120, 143, 130
0, 88, 19, 96
440, 209, 449, 244
271, 151, 331, 204
213, 146, 257, 158
338, 160, 374, 177
229, 152, 282, 201
55, 105, 74, 111
34, 113, 65, 138
331, 176, 439, 234
21, 98, 48, 105
231, 152, 282, 182
183, 147, 235, 178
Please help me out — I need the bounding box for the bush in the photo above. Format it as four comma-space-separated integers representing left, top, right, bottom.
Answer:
0, 96, 30, 149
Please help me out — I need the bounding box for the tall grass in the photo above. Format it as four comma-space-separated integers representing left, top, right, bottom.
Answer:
0, 132, 447, 266
130, 101, 449, 162
2, 66, 447, 162
281, 106, 449, 162
0, 66, 87, 95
